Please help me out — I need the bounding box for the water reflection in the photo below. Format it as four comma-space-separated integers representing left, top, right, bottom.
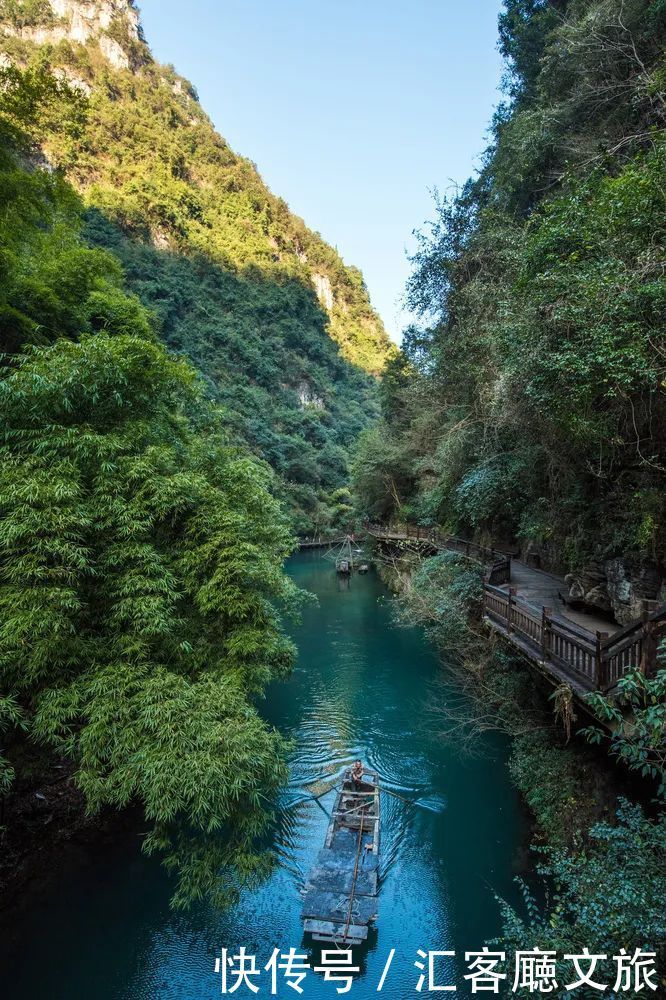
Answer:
0, 552, 526, 999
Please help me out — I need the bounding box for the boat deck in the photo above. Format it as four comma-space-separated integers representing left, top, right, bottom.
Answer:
301, 770, 380, 945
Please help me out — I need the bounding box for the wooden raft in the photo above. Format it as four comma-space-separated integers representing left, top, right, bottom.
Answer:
301, 768, 380, 946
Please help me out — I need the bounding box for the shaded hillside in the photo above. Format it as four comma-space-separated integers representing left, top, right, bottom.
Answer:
0, 0, 394, 531
0, 68, 303, 905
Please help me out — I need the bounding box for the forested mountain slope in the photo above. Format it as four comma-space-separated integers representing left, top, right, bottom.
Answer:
0, 0, 392, 904
0, 65, 306, 904
0, 0, 393, 533
355, 0, 666, 624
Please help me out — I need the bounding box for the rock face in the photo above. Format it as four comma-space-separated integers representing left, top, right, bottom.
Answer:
2, 0, 141, 70
97, 32, 129, 69
604, 557, 663, 626
296, 381, 324, 410
312, 273, 334, 312
566, 557, 664, 625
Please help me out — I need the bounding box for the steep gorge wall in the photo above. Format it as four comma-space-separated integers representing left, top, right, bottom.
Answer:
0, 0, 392, 374
1, 0, 140, 68
0, 0, 395, 531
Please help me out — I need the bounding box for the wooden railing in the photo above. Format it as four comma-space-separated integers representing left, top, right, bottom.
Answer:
602, 610, 665, 688
365, 522, 512, 587
298, 535, 348, 549
365, 522, 665, 694
484, 585, 665, 692
485, 585, 602, 690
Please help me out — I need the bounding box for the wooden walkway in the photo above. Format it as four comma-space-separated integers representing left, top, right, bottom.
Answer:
365, 523, 665, 697
298, 535, 349, 549
505, 560, 619, 636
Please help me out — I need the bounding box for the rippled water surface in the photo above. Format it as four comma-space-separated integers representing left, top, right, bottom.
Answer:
0, 552, 527, 998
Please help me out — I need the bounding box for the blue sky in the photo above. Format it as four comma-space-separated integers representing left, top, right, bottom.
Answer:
139, 1, 505, 341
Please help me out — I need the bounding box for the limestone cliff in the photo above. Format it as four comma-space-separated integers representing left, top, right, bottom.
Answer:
566, 557, 664, 627
0, 0, 393, 374
1, 0, 143, 69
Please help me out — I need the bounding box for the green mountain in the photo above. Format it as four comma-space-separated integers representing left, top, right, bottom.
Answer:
0, 67, 303, 904
0, 0, 394, 533
0, 0, 393, 904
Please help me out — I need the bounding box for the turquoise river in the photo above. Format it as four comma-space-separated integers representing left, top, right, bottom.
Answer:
0, 551, 528, 998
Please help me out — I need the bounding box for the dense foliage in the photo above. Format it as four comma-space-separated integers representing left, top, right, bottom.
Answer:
585, 664, 666, 796
498, 800, 666, 996
1, 1, 393, 534
84, 212, 377, 535
354, 0, 666, 575
0, 75, 301, 906
388, 543, 665, 968
359, 0, 666, 969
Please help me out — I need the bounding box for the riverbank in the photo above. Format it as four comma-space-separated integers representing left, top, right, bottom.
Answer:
0, 743, 134, 910
0, 550, 530, 997
370, 543, 666, 981
373, 549, 634, 848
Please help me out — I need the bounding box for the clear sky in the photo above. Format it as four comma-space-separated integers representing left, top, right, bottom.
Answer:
138, 0, 505, 341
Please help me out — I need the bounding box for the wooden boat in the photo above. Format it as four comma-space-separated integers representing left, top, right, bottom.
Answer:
301, 766, 380, 946
325, 537, 356, 575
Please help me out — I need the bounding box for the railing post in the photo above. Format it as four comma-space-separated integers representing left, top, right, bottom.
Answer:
640, 617, 657, 678
596, 631, 609, 689
507, 587, 516, 634
541, 606, 552, 662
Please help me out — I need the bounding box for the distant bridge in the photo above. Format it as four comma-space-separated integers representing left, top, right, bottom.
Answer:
298, 535, 350, 549
365, 523, 665, 698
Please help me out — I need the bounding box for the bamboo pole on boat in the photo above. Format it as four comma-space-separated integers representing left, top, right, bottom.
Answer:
341, 809, 365, 945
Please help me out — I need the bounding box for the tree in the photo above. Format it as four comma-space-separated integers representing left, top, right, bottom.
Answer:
0, 85, 302, 902
584, 664, 666, 800
497, 799, 666, 993
0, 332, 299, 906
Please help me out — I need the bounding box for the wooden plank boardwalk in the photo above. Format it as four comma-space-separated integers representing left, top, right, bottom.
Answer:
298, 536, 349, 549
365, 523, 665, 697
507, 560, 620, 637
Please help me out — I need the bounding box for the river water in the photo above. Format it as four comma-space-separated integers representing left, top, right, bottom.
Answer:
0, 552, 527, 998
